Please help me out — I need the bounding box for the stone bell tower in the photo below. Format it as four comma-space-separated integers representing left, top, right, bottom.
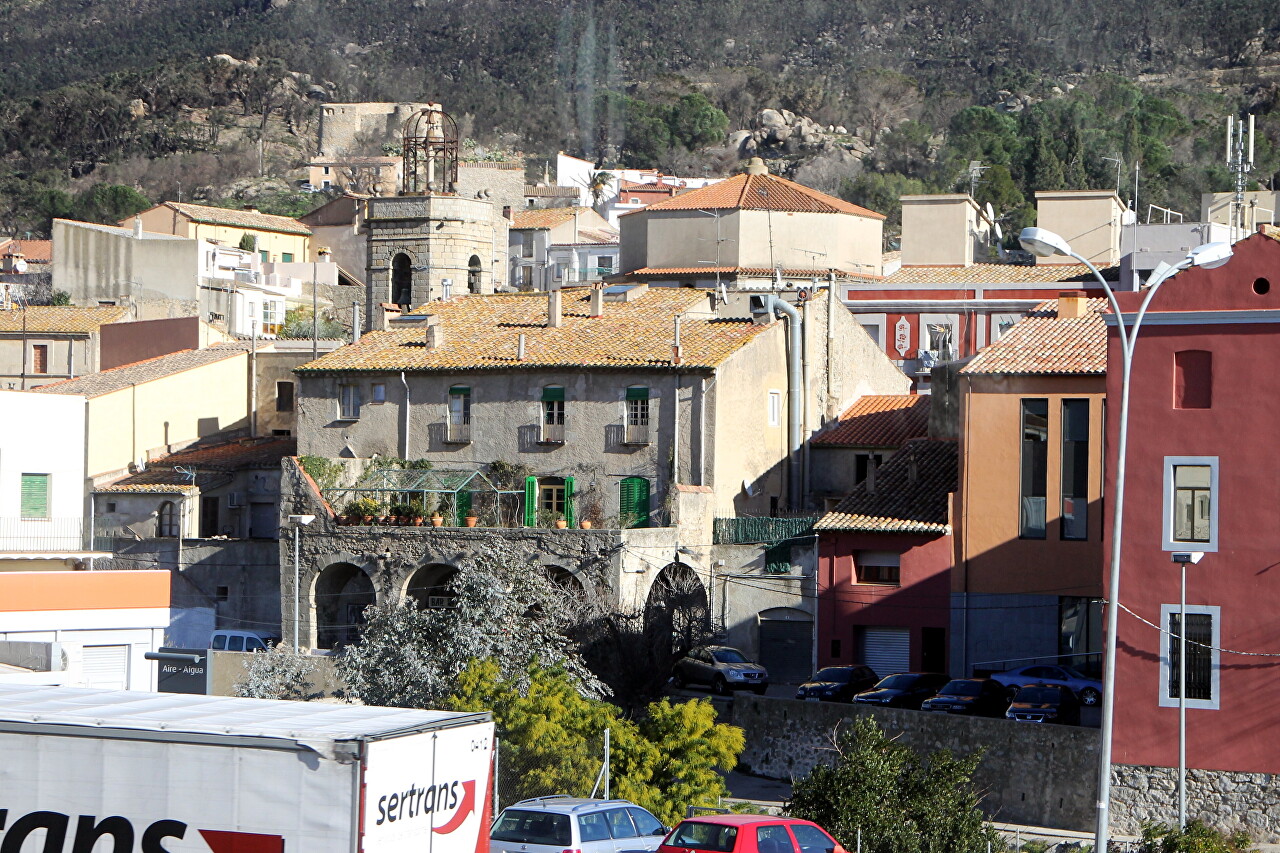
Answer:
364, 105, 508, 330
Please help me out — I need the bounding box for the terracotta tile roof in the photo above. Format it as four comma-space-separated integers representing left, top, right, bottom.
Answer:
0, 239, 52, 263
886, 263, 1118, 285
97, 438, 296, 492
565, 227, 618, 245
524, 186, 580, 198
624, 266, 873, 280
814, 439, 957, 534
0, 305, 129, 334
511, 207, 597, 230
133, 202, 312, 236
95, 481, 196, 494
296, 288, 768, 373
962, 297, 1108, 376
637, 172, 885, 219
812, 395, 930, 448
31, 343, 253, 398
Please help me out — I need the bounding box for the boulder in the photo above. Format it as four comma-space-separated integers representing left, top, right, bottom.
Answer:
835, 125, 848, 134
727, 130, 753, 153
758, 109, 786, 128
781, 109, 797, 125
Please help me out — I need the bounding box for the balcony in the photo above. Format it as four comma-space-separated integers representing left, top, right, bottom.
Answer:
624, 423, 650, 445
0, 517, 92, 554
446, 421, 471, 443
540, 421, 565, 444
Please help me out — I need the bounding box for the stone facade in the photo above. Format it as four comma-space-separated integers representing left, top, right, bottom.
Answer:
364, 194, 509, 329
1111, 764, 1280, 840
317, 102, 432, 158
458, 162, 528, 213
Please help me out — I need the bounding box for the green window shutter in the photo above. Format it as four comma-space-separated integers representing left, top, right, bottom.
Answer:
455, 490, 472, 526
20, 474, 50, 519
564, 476, 575, 527
449, 386, 471, 396
523, 476, 538, 527
619, 477, 650, 529
764, 543, 792, 574
626, 387, 649, 400
542, 386, 565, 402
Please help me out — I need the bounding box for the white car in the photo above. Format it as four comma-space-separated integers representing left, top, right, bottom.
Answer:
490, 797, 667, 853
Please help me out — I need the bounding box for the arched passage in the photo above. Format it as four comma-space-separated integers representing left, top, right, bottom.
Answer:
406, 563, 458, 609
544, 564, 584, 593
644, 562, 709, 669
467, 254, 482, 294
391, 252, 413, 307
314, 562, 375, 649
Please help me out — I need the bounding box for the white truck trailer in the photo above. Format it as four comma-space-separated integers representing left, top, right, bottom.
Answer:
0, 684, 494, 853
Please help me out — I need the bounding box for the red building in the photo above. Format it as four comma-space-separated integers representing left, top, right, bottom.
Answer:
1107, 227, 1280, 780
814, 438, 956, 676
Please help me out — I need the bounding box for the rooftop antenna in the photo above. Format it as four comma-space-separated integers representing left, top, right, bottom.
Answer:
1227, 114, 1257, 238
1102, 156, 1123, 195
967, 160, 989, 197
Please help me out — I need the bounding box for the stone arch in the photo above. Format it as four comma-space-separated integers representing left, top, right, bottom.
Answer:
405, 562, 459, 609
543, 563, 584, 593
644, 562, 709, 668
391, 252, 413, 307
313, 561, 376, 649
468, 254, 482, 294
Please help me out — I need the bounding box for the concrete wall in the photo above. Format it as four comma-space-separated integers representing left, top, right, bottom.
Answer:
1034, 191, 1125, 268
53, 218, 198, 312
458, 162, 528, 213
733, 693, 1100, 831
900, 195, 989, 267
0, 333, 95, 388
99, 316, 203, 370
208, 649, 344, 697
84, 351, 251, 480
737, 209, 882, 276
712, 325, 790, 515
0, 391, 88, 532
712, 540, 817, 667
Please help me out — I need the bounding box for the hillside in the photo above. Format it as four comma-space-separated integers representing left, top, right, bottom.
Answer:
3, 0, 1280, 237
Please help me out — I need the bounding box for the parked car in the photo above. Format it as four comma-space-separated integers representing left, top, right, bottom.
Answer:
658, 815, 845, 853
989, 664, 1102, 706
1005, 683, 1082, 725
920, 678, 1009, 716
672, 645, 768, 695
853, 672, 951, 709
795, 666, 879, 702
491, 796, 668, 853
209, 629, 278, 652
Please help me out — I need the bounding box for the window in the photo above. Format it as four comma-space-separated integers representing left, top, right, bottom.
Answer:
19, 473, 50, 519
578, 814, 611, 843
321, 179, 331, 189
157, 501, 179, 538
619, 477, 650, 528
1019, 399, 1048, 539
371, 383, 386, 404
31, 344, 48, 374
605, 808, 637, 839
259, 250, 268, 263
1159, 604, 1220, 710
448, 386, 471, 442
790, 825, 838, 853
539, 479, 566, 516
856, 551, 901, 585
518, 265, 533, 290
323, 166, 331, 175
553, 262, 566, 280
764, 543, 792, 574
626, 808, 663, 837
768, 390, 782, 427
625, 387, 650, 444
541, 386, 565, 442
276, 381, 294, 412
1060, 399, 1089, 540
520, 232, 534, 258
391, 253, 413, 307
216, 586, 229, 602
598, 255, 614, 272
1163, 457, 1218, 551
338, 384, 361, 419
281, 253, 294, 263
1174, 350, 1212, 409
755, 825, 797, 853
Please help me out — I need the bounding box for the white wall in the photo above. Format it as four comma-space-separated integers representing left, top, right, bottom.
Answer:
0, 607, 168, 691
0, 391, 88, 528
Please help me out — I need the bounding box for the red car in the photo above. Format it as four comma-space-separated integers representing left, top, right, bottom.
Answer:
658, 815, 845, 853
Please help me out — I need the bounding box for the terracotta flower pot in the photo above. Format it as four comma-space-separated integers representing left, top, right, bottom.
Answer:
554, 519, 568, 529
580, 520, 593, 529
464, 516, 479, 528
413, 517, 425, 527
362, 515, 374, 524
431, 515, 444, 527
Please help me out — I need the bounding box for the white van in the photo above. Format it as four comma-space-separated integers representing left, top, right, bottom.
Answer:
209, 630, 278, 652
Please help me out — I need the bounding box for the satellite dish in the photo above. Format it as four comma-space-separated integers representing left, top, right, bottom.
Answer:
984, 202, 996, 223
994, 222, 1004, 241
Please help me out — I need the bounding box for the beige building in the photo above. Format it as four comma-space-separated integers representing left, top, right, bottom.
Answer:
127, 202, 312, 265
307, 157, 399, 195
1032, 190, 1128, 268
0, 305, 129, 389
617, 158, 885, 288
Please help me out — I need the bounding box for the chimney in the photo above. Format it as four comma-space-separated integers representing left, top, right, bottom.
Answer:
547, 288, 563, 328
1057, 290, 1088, 320
745, 157, 768, 176
132, 217, 143, 238
517, 333, 526, 361
421, 316, 444, 350
502, 206, 513, 221
589, 285, 604, 318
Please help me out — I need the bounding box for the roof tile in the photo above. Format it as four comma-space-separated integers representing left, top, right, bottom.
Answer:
32, 343, 253, 398
962, 297, 1107, 376
133, 202, 312, 236
511, 207, 603, 230
887, 263, 1117, 285
638, 172, 885, 219
812, 395, 930, 448
814, 439, 957, 534
0, 305, 129, 334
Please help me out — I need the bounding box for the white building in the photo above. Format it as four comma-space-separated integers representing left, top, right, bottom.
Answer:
556, 153, 724, 228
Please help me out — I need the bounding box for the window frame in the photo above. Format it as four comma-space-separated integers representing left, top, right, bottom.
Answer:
371, 383, 387, 405
1019, 398, 1049, 540
625, 388, 650, 445
19, 473, 51, 520
768, 390, 783, 428
1059, 398, 1090, 541
31, 343, 49, 374
855, 550, 901, 586
275, 381, 295, 412
1158, 603, 1220, 710
338, 384, 361, 420
1162, 456, 1219, 552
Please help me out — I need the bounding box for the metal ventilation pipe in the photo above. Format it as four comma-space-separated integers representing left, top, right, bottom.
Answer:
769, 294, 804, 510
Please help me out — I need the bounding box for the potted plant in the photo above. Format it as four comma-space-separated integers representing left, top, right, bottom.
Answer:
580, 518, 593, 529
431, 512, 445, 527
464, 513, 479, 527
389, 502, 415, 526
344, 498, 381, 525
406, 501, 426, 526
553, 512, 568, 529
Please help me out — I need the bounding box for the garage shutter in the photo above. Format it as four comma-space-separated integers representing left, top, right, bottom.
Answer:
82, 645, 129, 690
860, 627, 910, 678
759, 620, 813, 684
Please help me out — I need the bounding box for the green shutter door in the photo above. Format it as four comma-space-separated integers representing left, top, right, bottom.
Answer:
523, 476, 538, 527
455, 490, 472, 527
619, 477, 650, 529
564, 476, 575, 528
20, 474, 49, 519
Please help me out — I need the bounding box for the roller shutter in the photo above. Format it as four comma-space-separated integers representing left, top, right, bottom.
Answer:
759, 619, 813, 684
860, 627, 910, 678
82, 645, 129, 690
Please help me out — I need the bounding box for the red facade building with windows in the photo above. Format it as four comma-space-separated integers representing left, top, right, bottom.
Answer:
1107, 227, 1280, 774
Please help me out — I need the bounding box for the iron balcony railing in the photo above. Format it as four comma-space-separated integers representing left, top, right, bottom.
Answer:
0, 517, 90, 552
446, 421, 471, 443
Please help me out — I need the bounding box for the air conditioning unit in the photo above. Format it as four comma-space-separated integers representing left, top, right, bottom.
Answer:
227, 492, 245, 508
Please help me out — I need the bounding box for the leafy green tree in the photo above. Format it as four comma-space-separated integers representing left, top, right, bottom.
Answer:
1027, 131, 1065, 191
235, 643, 322, 701
667, 93, 729, 151
973, 165, 1024, 216
238, 233, 257, 252
946, 106, 1021, 167
74, 183, 151, 224
788, 717, 1001, 853
448, 660, 743, 826
840, 172, 928, 242
50, 290, 72, 306
1138, 820, 1251, 853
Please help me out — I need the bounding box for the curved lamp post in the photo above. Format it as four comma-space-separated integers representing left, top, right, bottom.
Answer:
1017, 227, 1232, 851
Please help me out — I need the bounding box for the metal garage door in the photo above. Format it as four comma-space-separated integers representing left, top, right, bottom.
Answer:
82, 645, 129, 690
759, 620, 813, 684
860, 627, 910, 678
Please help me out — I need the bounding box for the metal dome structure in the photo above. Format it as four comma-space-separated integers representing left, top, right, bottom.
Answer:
400, 105, 459, 195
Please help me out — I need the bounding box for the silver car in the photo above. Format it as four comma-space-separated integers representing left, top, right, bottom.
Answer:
671, 645, 769, 695
490, 797, 667, 853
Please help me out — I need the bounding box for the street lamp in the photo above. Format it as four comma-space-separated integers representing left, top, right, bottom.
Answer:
1017, 227, 1232, 852
287, 514, 316, 652
1171, 550, 1204, 828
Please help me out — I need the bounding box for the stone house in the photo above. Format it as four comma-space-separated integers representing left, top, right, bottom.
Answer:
126, 202, 312, 265
0, 305, 129, 390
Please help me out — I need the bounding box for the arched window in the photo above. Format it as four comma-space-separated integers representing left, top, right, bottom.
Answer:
468, 255, 482, 294
157, 501, 179, 538
391, 253, 412, 307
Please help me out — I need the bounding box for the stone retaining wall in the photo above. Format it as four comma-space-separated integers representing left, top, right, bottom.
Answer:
1111, 764, 1280, 840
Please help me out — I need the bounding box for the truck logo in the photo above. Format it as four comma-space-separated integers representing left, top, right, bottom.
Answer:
0, 810, 283, 853
431, 780, 475, 835
374, 778, 476, 833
